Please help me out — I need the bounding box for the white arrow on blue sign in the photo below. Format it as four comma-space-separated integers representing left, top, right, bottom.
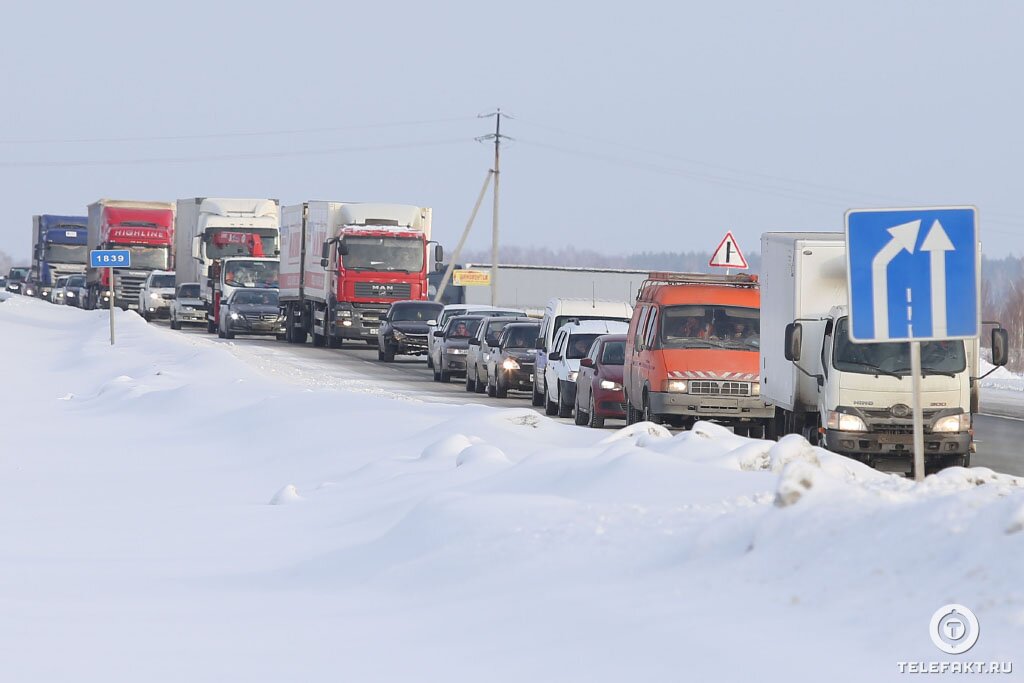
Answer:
845, 206, 979, 342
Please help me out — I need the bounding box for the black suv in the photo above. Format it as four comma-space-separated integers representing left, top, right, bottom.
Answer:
377, 300, 444, 362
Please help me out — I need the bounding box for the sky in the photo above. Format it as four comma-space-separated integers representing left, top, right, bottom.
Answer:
3, 0, 1024, 262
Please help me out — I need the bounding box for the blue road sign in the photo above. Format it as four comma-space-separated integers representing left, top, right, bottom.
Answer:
90, 249, 131, 269
845, 207, 978, 342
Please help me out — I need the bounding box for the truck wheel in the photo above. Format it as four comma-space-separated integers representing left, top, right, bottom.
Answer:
625, 395, 639, 425
545, 383, 558, 416
557, 381, 573, 418
312, 332, 326, 347
587, 395, 605, 428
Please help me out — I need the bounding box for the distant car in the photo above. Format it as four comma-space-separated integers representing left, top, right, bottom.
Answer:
543, 319, 630, 417
466, 315, 533, 393
377, 300, 445, 362
426, 304, 526, 369
573, 334, 627, 427
485, 321, 542, 398
0, 276, 6, 289
218, 288, 285, 339
63, 275, 88, 307
170, 283, 206, 329
138, 270, 176, 321
50, 276, 70, 305
431, 314, 484, 382
6, 267, 29, 294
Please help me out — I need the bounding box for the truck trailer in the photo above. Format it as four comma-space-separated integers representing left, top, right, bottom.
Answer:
760, 232, 1006, 474
279, 201, 442, 346
30, 215, 89, 299
174, 197, 280, 332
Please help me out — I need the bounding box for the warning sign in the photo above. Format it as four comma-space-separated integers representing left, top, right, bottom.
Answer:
709, 232, 748, 269
452, 269, 491, 286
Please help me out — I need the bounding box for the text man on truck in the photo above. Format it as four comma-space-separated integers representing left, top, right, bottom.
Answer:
30, 215, 89, 300
760, 232, 1008, 474
279, 202, 442, 347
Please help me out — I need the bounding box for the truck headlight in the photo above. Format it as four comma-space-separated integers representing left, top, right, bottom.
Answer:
336, 309, 352, 318
751, 382, 760, 396
600, 380, 622, 391
662, 379, 688, 392
502, 358, 520, 370
826, 410, 867, 432
568, 371, 578, 382
933, 414, 970, 433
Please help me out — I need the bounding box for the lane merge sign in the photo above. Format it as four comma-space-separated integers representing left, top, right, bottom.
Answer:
90, 249, 131, 269
709, 231, 748, 269
845, 206, 978, 342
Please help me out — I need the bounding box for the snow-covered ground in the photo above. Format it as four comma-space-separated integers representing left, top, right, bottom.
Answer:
2, 294, 1023, 682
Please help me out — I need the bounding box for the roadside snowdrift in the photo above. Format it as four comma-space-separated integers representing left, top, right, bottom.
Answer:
1, 295, 1022, 682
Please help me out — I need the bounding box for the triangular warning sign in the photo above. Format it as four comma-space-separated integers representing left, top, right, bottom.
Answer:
709, 231, 748, 269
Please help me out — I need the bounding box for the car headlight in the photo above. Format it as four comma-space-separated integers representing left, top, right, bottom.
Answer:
502, 358, 520, 370
25, 288, 35, 296
826, 410, 868, 432
392, 330, 406, 340
230, 312, 241, 320
933, 414, 970, 433
662, 379, 688, 392
567, 371, 578, 382
66, 291, 76, 298
600, 380, 622, 391
449, 348, 467, 355
149, 292, 160, 300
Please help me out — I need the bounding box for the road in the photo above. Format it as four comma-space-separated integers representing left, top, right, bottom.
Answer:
171, 323, 1024, 476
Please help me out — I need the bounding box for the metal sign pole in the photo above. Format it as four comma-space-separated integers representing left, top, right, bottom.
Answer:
910, 341, 924, 481
108, 266, 115, 345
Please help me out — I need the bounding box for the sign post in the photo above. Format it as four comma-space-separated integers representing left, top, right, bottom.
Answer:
90, 249, 131, 345
845, 207, 978, 481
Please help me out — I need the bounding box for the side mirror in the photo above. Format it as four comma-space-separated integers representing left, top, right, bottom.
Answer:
992, 327, 1009, 367
434, 244, 443, 264
468, 338, 480, 346
321, 241, 331, 260
580, 358, 594, 368
784, 322, 803, 362
320, 258, 329, 268
548, 351, 562, 362
433, 330, 444, 338
337, 240, 349, 256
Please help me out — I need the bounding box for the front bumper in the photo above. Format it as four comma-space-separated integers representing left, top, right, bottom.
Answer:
592, 387, 626, 418
499, 367, 535, 391
333, 303, 388, 341
228, 316, 285, 335
388, 334, 430, 355
443, 354, 468, 375
824, 429, 971, 462
648, 391, 775, 420
176, 308, 207, 324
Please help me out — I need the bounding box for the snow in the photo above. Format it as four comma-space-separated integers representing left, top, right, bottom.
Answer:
2, 294, 1023, 681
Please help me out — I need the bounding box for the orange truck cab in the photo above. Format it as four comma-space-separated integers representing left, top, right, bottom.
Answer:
624, 272, 775, 435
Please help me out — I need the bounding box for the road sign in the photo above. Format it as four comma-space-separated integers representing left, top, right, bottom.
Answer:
845, 207, 978, 343
90, 249, 131, 269
709, 232, 748, 269
452, 269, 491, 286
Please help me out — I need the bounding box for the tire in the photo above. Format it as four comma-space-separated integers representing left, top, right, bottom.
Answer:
587, 394, 605, 428
224, 325, 235, 340
487, 374, 497, 398
641, 392, 655, 424
574, 394, 588, 425
312, 332, 326, 347
276, 334, 287, 341
440, 370, 451, 383
206, 318, 216, 334
465, 371, 475, 392
557, 381, 573, 418
365, 339, 376, 345
545, 383, 558, 416
532, 382, 545, 407
426, 355, 434, 370
474, 366, 487, 394
432, 364, 442, 382
328, 335, 342, 349
494, 377, 507, 399
625, 393, 639, 425
379, 344, 395, 362
170, 316, 180, 331
217, 322, 225, 338
142, 310, 152, 322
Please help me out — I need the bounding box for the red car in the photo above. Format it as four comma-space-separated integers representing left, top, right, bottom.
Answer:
573, 334, 627, 428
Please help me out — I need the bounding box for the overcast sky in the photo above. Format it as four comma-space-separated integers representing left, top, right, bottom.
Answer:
3, 1, 1023, 262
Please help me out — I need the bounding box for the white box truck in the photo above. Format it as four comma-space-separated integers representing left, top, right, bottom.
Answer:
760, 232, 1007, 474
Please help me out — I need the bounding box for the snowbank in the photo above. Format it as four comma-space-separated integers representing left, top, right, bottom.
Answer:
1, 294, 1022, 682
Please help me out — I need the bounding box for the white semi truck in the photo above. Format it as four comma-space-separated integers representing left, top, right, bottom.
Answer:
174, 198, 280, 332
760, 232, 1008, 474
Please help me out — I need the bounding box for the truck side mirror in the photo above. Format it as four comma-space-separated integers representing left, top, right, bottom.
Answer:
784, 323, 802, 362
320, 258, 329, 268
321, 241, 331, 260
192, 235, 201, 260
337, 240, 349, 256
992, 327, 1009, 367
434, 244, 443, 264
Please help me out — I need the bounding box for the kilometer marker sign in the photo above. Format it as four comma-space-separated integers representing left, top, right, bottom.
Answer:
709, 231, 748, 269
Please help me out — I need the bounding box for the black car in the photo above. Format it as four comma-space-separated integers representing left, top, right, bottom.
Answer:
431, 314, 484, 382
218, 288, 285, 339
486, 322, 541, 398
377, 300, 444, 362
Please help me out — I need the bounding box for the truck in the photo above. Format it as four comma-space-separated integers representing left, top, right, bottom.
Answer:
30, 215, 89, 300
174, 197, 280, 332
279, 202, 442, 346
86, 199, 176, 310
760, 232, 1008, 474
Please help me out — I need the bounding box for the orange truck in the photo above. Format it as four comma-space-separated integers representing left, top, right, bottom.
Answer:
623, 272, 775, 435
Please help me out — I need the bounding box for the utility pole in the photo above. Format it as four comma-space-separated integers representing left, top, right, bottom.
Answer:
477, 109, 511, 305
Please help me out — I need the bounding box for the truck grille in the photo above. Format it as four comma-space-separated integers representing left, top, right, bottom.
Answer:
118, 274, 147, 304
689, 380, 751, 397
354, 282, 412, 299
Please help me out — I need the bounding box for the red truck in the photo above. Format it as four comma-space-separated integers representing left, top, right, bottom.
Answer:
86, 199, 176, 310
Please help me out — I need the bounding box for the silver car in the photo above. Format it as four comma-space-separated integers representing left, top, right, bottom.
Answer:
170, 283, 206, 329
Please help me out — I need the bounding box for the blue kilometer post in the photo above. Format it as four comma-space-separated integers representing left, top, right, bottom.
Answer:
89, 250, 132, 344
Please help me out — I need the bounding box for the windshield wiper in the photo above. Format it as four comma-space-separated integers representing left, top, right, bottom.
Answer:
892, 366, 958, 378
843, 360, 903, 378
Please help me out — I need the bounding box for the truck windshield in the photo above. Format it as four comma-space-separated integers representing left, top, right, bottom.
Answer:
660, 305, 760, 350
128, 247, 170, 270
832, 318, 966, 376
224, 260, 279, 288
9, 268, 28, 282
206, 230, 279, 260
44, 244, 88, 264
342, 236, 424, 272
391, 303, 442, 322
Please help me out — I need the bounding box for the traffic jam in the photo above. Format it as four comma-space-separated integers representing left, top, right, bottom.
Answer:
6, 199, 1003, 479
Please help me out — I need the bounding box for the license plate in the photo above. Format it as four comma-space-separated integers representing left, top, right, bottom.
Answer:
877, 434, 911, 444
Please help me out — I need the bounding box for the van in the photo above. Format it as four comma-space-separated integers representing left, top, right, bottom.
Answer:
623, 272, 774, 434
532, 298, 634, 406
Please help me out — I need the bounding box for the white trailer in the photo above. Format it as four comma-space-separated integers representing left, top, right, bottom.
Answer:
456, 264, 649, 314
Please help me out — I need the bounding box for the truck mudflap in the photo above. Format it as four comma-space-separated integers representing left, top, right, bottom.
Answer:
823, 429, 971, 460
648, 391, 775, 420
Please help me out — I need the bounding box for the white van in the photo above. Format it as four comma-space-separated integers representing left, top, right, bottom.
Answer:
532, 298, 634, 407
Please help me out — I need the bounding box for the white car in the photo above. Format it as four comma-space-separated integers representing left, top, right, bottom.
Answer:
50, 276, 70, 305
427, 304, 525, 370
138, 271, 176, 321
170, 282, 206, 329
543, 319, 630, 418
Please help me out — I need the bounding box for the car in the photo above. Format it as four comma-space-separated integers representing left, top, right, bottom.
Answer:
485, 321, 542, 398
63, 275, 88, 307
377, 300, 445, 362
532, 298, 634, 407
426, 304, 525, 369
431, 314, 484, 382
573, 334, 628, 427
50, 276, 70, 305
465, 315, 533, 393
138, 270, 177, 321
218, 288, 285, 339
170, 283, 206, 329
543, 319, 630, 418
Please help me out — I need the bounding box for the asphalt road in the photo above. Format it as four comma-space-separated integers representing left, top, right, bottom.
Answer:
171, 322, 1024, 477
